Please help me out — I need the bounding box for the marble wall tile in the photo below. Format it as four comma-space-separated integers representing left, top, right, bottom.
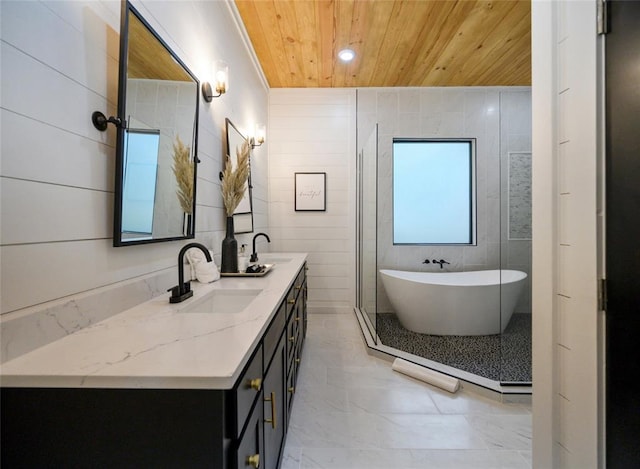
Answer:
398, 89, 421, 113
508, 152, 532, 240
420, 88, 444, 114
443, 89, 466, 112
397, 112, 421, 137
356, 89, 377, 114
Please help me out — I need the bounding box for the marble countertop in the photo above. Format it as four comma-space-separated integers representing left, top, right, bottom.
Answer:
0, 253, 307, 390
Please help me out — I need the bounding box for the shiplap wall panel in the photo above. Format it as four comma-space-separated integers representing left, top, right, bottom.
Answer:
41, 0, 121, 43
268, 90, 356, 314
1, 180, 112, 244
1, 43, 114, 140
268, 227, 350, 240
551, 1, 600, 467
0, 0, 268, 316
2, 1, 119, 100
269, 141, 349, 156
1, 111, 114, 191
1, 241, 175, 313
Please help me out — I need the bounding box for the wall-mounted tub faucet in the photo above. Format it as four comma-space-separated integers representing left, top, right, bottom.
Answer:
168, 242, 212, 303
422, 259, 430, 264
432, 259, 450, 269
250, 232, 271, 263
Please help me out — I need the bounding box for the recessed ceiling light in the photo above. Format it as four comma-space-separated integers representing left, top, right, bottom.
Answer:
338, 49, 355, 62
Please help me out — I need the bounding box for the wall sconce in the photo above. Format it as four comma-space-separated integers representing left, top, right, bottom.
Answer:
251, 123, 266, 148
202, 60, 228, 102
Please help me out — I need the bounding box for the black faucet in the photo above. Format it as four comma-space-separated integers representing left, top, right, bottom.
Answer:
432, 259, 450, 269
168, 242, 212, 303
250, 232, 271, 263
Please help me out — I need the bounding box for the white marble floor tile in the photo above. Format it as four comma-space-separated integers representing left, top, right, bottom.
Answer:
347, 386, 440, 415
327, 364, 427, 390
430, 388, 532, 415
280, 444, 301, 469
284, 312, 533, 468
372, 413, 488, 450
465, 414, 532, 450
287, 409, 381, 449
297, 448, 531, 469
293, 383, 350, 414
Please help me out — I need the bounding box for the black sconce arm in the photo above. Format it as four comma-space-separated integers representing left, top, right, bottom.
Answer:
91, 111, 125, 131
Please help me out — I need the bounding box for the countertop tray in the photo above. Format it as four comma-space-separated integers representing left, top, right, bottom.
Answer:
220, 264, 274, 277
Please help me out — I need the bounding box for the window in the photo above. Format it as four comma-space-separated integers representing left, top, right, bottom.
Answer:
393, 138, 476, 245
121, 129, 160, 235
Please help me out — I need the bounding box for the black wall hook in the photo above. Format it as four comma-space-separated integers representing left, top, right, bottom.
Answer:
92, 111, 123, 131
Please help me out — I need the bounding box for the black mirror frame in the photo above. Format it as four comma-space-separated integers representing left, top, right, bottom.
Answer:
112, 0, 200, 247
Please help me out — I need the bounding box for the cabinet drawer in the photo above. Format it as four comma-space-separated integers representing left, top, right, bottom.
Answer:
293, 269, 305, 299
285, 286, 296, 316
234, 343, 263, 439
263, 301, 286, 371
286, 314, 296, 364
263, 335, 286, 469
286, 367, 296, 422
236, 398, 263, 469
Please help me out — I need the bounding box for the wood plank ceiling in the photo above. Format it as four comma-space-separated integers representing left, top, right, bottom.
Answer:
234, 0, 531, 88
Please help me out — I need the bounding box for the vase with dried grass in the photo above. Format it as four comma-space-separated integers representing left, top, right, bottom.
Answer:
171, 135, 194, 236
220, 140, 250, 272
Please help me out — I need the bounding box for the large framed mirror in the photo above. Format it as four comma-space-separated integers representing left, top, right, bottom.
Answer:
225, 118, 254, 234
113, 0, 200, 246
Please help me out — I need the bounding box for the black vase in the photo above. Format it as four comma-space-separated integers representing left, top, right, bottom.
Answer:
221, 216, 238, 273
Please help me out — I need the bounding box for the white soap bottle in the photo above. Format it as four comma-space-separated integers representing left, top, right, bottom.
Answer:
238, 244, 249, 273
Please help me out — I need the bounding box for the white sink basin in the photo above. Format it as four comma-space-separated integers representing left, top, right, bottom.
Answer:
179, 289, 262, 314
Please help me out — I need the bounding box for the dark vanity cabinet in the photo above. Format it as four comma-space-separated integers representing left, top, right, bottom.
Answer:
253, 263, 307, 469
196, 262, 307, 469
285, 266, 307, 422
1, 263, 308, 469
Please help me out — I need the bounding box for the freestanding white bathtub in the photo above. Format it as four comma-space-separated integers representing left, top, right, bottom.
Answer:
379, 269, 527, 336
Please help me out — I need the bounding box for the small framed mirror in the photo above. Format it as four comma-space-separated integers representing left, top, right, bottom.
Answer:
225, 118, 254, 234
113, 0, 200, 246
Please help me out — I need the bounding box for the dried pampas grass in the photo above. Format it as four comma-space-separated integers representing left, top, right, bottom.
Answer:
222, 140, 250, 216
172, 135, 194, 214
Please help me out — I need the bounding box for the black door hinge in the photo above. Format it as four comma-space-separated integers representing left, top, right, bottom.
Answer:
598, 278, 608, 311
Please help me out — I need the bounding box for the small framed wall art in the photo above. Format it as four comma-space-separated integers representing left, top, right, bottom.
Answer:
294, 172, 326, 211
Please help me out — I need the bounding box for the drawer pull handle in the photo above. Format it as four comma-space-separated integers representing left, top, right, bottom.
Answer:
247, 454, 260, 468
295, 284, 302, 290
287, 299, 295, 305
295, 358, 301, 364
249, 378, 262, 391
289, 336, 295, 343
294, 316, 300, 322
264, 391, 277, 429
288, 386, 295, 394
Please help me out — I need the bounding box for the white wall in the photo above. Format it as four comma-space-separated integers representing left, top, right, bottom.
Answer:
0, 0, 268, 358
268, 89, 356, 314
532, 1, 602, 467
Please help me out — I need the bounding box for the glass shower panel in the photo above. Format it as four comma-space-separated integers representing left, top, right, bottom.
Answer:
358, 124, 378, 339
499, 90, 533, 384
